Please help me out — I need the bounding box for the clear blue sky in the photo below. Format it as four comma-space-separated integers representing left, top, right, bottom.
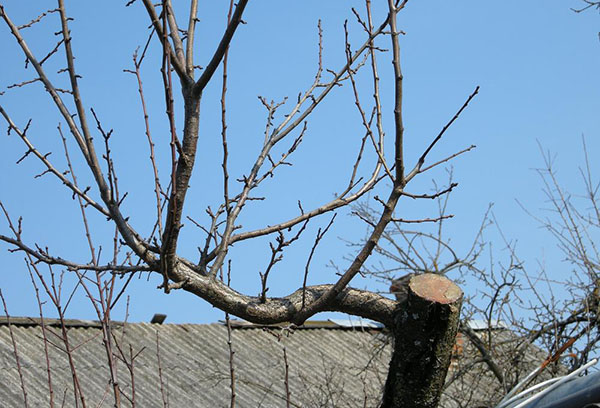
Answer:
0, 1, 599, 324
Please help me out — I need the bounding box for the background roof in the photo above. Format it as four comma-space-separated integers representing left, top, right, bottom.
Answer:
0, 318, 561, 407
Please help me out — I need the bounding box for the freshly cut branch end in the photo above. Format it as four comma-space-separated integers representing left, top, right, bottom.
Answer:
409, 273, 462, 305
382, 273, 463, 408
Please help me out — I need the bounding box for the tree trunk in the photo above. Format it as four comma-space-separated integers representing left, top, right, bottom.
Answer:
382, 273, 463, 408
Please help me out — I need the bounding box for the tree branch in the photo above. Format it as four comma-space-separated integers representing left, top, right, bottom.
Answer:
192, 0, 249, 97
168, 261, 398, 326
140, 0, 190, 83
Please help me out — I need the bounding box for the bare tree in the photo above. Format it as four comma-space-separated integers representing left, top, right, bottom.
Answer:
0, 1, 481, 406
355, 139, 600, 406
572, 0, 600, 13
573, 0, 600, 38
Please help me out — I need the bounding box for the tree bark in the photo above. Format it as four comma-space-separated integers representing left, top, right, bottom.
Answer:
169, 261, 399, 325
382, 273, 463, 408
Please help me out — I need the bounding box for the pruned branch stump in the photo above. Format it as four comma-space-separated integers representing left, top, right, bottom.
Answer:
382, 273, 463, 408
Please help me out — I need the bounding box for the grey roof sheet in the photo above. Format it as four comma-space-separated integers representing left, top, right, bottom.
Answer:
0, 320, 390, 407
0, 318, 559, 407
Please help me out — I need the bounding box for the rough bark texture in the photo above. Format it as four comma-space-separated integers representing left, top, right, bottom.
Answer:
170, 262, 399, 326
382, 273, 463, 408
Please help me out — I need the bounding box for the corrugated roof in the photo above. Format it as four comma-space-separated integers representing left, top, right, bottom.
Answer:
0, 319, 390, 407
466, 319, 508, 330
224, 317, 384, 330
0, 317, 558, 407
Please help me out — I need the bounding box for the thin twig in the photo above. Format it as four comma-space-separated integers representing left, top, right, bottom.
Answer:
302, 215, 337, 309
0, 290, 30, 407
27, 266, 55, 408
224, 261, 236, 408
156, 331, 169, 407
406, 87, 480, 182
391, 214, 454, 223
